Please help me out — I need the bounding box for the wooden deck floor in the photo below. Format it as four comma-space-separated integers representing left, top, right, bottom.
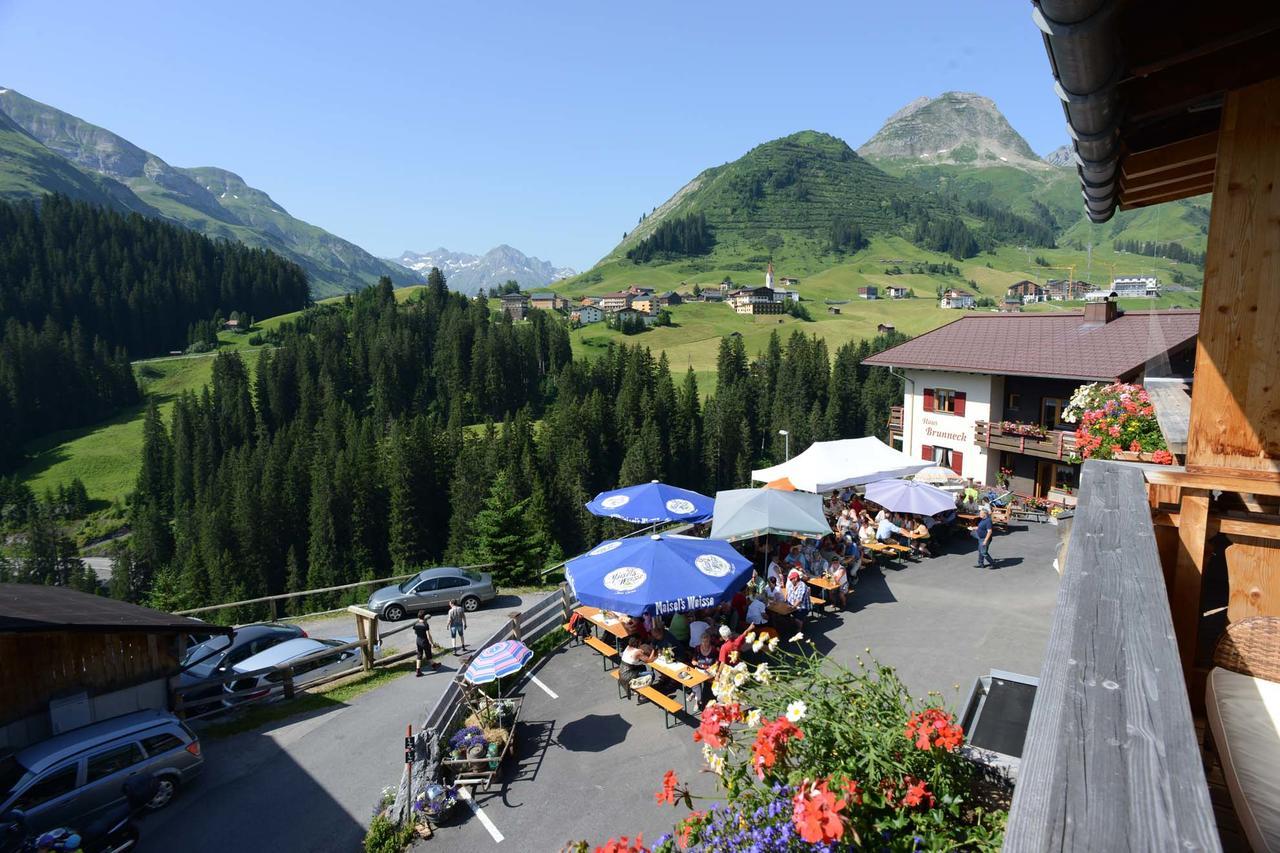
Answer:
1196, 716, 1250, 852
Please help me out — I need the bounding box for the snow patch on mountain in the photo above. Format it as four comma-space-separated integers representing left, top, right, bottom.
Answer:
393, 244, 576, 295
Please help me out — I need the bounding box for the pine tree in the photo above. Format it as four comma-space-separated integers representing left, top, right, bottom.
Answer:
461, 470, 544, 585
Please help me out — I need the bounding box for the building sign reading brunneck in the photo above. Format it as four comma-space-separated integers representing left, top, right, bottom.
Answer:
920, 416, 969, 445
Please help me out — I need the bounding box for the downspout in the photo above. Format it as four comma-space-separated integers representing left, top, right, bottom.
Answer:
888, 367, 914, 452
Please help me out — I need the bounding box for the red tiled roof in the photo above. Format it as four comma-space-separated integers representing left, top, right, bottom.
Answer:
862, 309, 1200, 381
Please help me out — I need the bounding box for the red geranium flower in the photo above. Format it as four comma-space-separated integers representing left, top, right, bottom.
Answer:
676, 812, 704, 847
655, 770, 678, 806
791, 779, 848, 844
692, 702, 742, 749
904, 709, 964, 752
750, 716, 804, 779
902, 776, 935, 809
596, 833, 650, 853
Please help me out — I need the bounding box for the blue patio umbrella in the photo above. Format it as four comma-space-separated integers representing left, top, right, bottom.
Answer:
585, 481, 714, 525
864, 478, 957, 517
464, 639, 534, 685
565, 534, 753, 617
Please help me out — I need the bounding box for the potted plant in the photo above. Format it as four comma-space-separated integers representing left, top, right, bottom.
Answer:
415, 783, 461, 824
1062, 382, 1175, 464
449, 726, 488, 764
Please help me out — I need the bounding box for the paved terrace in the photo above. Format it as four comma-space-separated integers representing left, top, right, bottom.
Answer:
425, 521, 1063, 851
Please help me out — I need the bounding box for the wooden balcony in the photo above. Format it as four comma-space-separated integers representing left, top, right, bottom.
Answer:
974, 420, 1077, 461
888, 406, 903, 435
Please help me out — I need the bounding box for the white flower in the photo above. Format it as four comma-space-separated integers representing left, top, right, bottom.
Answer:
789, 631, 805, 643
751, 639, 764, 653
785, 699, 807, 723
706, 751, 726, 775
767, 636, 779, 652
702, 743, 715, 764
744, 631, 756, 644
732, 668, 749, 687
745, 708, 762, 727
753, 663, 771, 684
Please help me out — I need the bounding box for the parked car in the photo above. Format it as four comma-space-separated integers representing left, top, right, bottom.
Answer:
366, 567, 497, 622
221, 637, 366, 708
0, 710, 201, 837
177, 622, 306, 711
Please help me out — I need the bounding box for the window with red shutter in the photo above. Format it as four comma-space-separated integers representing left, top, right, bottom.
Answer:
923, 388, 934, 412
950, 450, 964, 476
920, 444, 933, 462
953, 391, 966, 417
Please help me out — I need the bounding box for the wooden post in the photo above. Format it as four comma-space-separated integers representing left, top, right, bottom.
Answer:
1185, 77, 1280, 482
559, 582, 572, 623
347, 605, 380, 672
1171, 489, 1211, 699
282, 669, 295, 700
509, 612, 523, 642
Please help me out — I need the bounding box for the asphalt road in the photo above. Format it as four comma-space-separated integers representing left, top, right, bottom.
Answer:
139, 592, 545, 852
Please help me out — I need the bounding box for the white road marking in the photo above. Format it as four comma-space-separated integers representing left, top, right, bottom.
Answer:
459, 787, 504, 843
529, 674, 558, 699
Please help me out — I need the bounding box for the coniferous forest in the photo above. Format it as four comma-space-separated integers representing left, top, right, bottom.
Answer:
0, 195, 311, 469
116, 276, 904, 617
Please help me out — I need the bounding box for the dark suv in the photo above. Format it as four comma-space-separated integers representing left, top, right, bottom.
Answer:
177, 622, 305, 712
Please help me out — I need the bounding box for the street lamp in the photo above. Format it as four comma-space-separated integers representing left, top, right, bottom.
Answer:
778, 429, 790, 461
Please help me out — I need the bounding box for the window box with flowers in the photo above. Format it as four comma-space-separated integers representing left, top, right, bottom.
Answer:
1063, 383, 1174, 465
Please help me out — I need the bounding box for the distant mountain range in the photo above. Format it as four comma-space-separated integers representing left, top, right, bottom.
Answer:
393, 245, 575, 295
0, 87, 417, 297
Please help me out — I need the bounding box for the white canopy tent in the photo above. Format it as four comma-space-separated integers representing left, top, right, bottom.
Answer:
751, 437, 933, 493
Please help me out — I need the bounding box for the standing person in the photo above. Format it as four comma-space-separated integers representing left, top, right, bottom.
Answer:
413, 611, 439, 677
974, 508, 996, 569
446, 599, 467, 654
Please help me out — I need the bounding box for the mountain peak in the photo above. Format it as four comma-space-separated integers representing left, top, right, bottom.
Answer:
858, 92, 1046, 170
394, 245, 575, 295
1043, 144, 1075, 167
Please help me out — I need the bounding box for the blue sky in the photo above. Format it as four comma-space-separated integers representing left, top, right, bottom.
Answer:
0, 1, 1064, 270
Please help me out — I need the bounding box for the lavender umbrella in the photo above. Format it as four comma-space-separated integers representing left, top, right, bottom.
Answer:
864, 478, 957, 517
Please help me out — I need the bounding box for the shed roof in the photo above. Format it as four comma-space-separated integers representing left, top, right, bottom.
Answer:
863, 309, 1200, 381
0, 584, 230, 635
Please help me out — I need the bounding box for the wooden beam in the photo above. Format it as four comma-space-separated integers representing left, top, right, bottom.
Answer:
1121, 177, 1218, 208
1186, 78, 1280, 480
1120, 32, 1280, 125
1171, 490, 1211, 677
1120, 161, 1216, 195
1144, 468, 1280, 496
1121, 132, 1218, 180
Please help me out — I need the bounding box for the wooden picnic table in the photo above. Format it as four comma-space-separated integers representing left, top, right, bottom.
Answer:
805, 574, 840, 607
574, 605, 632, 640
650, 657, 709, 713
956, 513, 980, 523
767, 600, 796, 616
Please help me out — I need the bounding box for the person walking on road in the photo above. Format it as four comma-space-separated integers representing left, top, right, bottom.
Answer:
413, 610, 440, 677
973, 508, 996, 569
447, 599, 468, 654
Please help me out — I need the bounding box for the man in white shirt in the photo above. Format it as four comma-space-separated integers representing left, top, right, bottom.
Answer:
746, 595, 768, 624
687, 614, 712, 648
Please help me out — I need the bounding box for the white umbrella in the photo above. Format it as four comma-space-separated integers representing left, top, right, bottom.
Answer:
912, 466, 966, 492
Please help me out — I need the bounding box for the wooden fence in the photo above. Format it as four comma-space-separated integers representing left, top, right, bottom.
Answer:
393, 583, 576, 822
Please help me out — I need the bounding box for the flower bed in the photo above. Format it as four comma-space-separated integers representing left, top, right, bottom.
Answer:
1063, 383, 1173, 464
572, 644, 1008, 852
997, 421, 1048, 439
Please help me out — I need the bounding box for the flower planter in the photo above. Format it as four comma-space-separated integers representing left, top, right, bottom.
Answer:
1047, 488, 1077, 507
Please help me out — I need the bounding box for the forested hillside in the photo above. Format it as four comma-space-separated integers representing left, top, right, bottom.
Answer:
0, 195, 311, 469
115, 278, 904, 613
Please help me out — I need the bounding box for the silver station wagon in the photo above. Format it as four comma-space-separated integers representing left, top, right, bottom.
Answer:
0, 710, 201, 836
366, 567, 496, 622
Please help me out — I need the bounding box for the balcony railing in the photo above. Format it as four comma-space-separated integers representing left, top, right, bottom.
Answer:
974, 420, 1077, 461
888, 406, 903, 434
1004, 461, 1218, 851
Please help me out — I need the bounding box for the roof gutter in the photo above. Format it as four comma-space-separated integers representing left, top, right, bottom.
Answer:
1032, 0, 1121, 222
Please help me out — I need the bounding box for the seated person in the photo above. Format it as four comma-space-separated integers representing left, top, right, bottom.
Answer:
729, 589, 749, 629
690, 632, 719, 708
748, 568, 768, 598
668, 610, 691, 645
849, 494, 865, 516
784, 569, 810, 637
746, 594, 768, 625
687, 611, 712, 648
618, 638, 657, 699
876, 514, 903, 543
766, 575, 785, 603
718, 624, 755, 666
766, 555, 784, 587
830, 560, 851, 608
908, 516, 932, 556
857, 516, 878, 546
620, 613, 643, 636
649, 621, 678, 655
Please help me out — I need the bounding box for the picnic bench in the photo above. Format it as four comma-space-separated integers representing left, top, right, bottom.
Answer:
651, 657, 709, 714
609, 667, 684, 727
574, 605, 633, 641
583, 634, 619, 669
806, 575, 840, 609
